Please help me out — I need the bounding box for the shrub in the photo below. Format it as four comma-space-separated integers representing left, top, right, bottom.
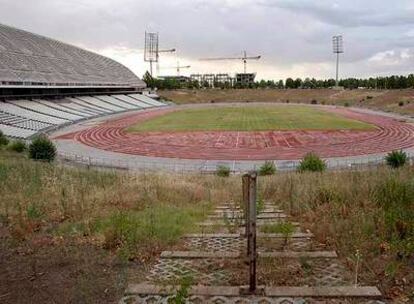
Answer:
344, 102, 350, 107
28, 135, 57, 162
259, 161, 276, 176
310, 99, 318, 105
297, 152, 326, 172
366, 96, 373, 100
216, 165, 230, 177
398, 101, 404, 107
385, 150, 407, 168
8, 140, 27, 153
0, 130, 9, 146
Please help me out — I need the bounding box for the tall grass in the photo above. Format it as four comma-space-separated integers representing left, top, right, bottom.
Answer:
0, 152, 240, 258
1, 152, 413, 293
260, 167, 414, 291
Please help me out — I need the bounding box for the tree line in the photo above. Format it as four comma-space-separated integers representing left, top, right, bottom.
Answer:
142, 71, 414, 90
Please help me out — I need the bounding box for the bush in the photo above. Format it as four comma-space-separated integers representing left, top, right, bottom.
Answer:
259, 161, 276, 176
216, 165, 230, 177
344, 102, 350, 107
366, 95, 373, 100
298, 152, 326, 172
0, 130, 9, 146
385, 150, 407, 168
398, 101, 404, 107
8, 140, 27, 153
28, 135, 57, 162
310, 99, 318, 105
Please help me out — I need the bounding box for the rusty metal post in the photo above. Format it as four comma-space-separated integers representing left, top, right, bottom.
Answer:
248, 171, 257, 293
242, 174, 250, 243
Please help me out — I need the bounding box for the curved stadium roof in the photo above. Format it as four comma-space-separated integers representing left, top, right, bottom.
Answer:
0, 23, 145, 88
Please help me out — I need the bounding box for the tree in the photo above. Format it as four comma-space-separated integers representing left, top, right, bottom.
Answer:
285, 78, 295, 89
294, 78, 303, 88
142, 71, 155, 88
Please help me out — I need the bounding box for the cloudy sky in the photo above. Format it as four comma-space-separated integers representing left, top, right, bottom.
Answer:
1, 0, 414, 80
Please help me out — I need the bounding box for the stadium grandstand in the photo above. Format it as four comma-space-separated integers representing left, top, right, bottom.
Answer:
0, 23, 166, 139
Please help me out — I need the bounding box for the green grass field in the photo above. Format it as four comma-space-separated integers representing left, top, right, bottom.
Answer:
127, 106, 374, 132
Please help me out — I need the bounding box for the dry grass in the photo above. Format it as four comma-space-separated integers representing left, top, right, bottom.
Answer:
260, 168, 414, 300
0, 151, 413, 301
159, 88, 414, 116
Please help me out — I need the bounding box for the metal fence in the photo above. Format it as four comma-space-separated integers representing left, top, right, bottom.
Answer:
56, 150, 414, 174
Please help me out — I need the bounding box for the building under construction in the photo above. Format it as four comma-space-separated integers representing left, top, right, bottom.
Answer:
190, 73, 256, 87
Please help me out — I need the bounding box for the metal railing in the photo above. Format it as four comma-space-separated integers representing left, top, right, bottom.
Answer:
56, 150, 414, 174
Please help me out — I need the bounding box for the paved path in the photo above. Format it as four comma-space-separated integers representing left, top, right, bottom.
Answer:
120, 202, 384, 303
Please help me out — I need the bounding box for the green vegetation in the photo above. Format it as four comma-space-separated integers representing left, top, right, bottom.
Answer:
386, 150, 408, 168
7, 139, 27, 153
297, 152, 326, 172
169, 276, 193, 304
146, 73, 414, 90
127, 106, 374, 133
28, 135, 56, 161
259, 161, 277, 176
98, 204, 209, 259
0, 130, 9, 146
216, 165, 231, 177
1, 150, 414, 300
374, 176, 414, 258
261, 222, 296, 235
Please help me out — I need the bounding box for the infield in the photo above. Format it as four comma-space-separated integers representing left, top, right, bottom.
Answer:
126, 106, 374, 133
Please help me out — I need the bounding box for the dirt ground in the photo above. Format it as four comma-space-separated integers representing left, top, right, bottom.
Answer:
159, 88, 414, 116
0, 226, 144, 304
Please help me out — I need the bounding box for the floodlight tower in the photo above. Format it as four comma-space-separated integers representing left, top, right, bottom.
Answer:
332, 35, 344, 88
144, 32, 176, 77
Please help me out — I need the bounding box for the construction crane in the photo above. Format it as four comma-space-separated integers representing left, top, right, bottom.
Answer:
160, 61, 191, 76
199, 51, 261, 74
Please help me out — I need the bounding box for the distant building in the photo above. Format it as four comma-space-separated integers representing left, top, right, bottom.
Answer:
190, 73, 257, 88
158, 75, 191, 84
235, 73, 256, 86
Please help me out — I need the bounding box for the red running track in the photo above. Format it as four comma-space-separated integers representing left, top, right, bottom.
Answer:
56, 107, 414, 160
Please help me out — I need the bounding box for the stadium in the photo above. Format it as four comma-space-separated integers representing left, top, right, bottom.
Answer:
1, 23, 414, 172
1, 17, 413, 304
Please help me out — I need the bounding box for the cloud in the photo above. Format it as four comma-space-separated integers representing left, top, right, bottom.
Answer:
0, 0, 413, 80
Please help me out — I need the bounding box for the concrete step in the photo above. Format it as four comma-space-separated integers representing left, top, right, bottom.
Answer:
160, 250, 337, 259
184, 232, 314, 238
125, 283, 382, 298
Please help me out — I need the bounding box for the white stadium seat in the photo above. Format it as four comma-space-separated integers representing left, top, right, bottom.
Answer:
113, 95, 152, 108
129, 93, 166, 107
0, 102, 68, 125
95, 95, 139, 110
8, 100, 83, 121
0, 123, 37, 138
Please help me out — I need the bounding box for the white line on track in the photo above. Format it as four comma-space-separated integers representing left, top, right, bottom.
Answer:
235, 131, 240, 148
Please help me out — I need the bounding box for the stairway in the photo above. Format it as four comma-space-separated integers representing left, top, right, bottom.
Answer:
120, 202, 384, 304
